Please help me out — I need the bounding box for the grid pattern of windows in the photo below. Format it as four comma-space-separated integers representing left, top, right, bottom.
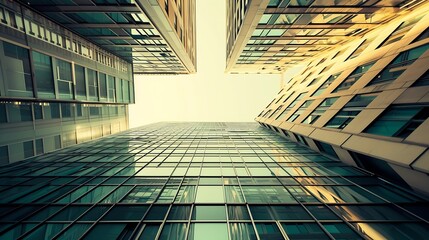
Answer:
0, 0, 195, 74
227, 0, 426, 73
0, 123, 427, 239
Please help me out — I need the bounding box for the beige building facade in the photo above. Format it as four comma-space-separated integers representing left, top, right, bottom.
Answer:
254, 2, 429, 195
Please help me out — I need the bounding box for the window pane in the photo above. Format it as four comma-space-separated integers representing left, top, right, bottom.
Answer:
56, 224, 91, 240
175, 185, 196, 203
159, 223, 187, 240
83, 223, 136, 240
33, 51, 54, 97
50, 206, 89, 221
103, 205, 148, 220
282, 223, 329, 240
121, 186, 162, 203
80, 206, 110, 221
188, 223, 229, 240
322, 223, 362, 240
56, 59, 73, 99
195, 186, 224, 203
167, 205, 191, 220
225, 186, 245, 203
230, 223, 257, 240
255, 223, 284, 240
228, 205, 250, 220
24, 223, 67, 240
192, 205, 226, 220
138, 224, 160, 240
144, 205, 169, 220
352, 222, 429, 240
2, 41, 33, 97
75, 65, 86, 99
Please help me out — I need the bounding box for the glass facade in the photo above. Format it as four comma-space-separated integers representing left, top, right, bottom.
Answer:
0, 122, 427, 239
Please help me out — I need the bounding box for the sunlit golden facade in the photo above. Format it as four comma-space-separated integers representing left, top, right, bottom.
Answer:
226, 0, 427, 73
256, 2, 429, 195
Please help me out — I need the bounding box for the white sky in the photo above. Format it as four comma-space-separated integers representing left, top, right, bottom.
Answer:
129, 0, 281, 128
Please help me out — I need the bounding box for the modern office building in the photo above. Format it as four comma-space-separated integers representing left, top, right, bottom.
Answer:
0, 0, 197, 165
19, 0, 197, 74
0, 122, 428, 239
226, 0, 427, 73
255, 3, 429, 195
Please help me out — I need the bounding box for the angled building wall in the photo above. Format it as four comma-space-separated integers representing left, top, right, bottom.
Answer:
255, 4, 429, 195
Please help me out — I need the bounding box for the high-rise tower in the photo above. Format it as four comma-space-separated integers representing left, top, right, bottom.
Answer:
0, 0, 197, 165
0, 122, 427, 239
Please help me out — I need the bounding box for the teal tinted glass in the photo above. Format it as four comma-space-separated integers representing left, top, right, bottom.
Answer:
192, 205, 226, 220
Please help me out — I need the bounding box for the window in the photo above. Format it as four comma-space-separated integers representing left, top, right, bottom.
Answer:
84, 223, 137, 240
74, 65, 86, 99
230, 223, 256, 240
87, 69, 98, 101
23, 140, 34, 159
61, 103, 73, 119
368, 43, 429, 86
196, 186, 224, 203
276, 92, 307, 120
302, 97, 339, 124
99, 73, 108, 101
287, 100, 314, 122
255, 223, 284, 240
122, 80, 130, 103
35, 138, 43, 155
322, 223, 361, 239
364, 105, 429, 138
333, 61, 375, 92
282, 223, 329, 240
0, 145, 9, 165
189, 223, 229, 240
314, 140, 338, 158
2, 41, 33, 97
56, 59, 73, 99
325, 93, 377, 129
192, 206, 226, 220
159, 223, 187, 240
7, 102, 32, 122
107, 75, 116, 102
312, 73, 340, 97
33, 51, 55, 98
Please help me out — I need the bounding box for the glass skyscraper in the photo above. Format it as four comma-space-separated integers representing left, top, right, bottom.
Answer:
0, 122, 428, 239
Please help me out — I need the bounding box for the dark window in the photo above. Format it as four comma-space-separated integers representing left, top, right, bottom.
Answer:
0, 145, 9, 165
364, 105, 429, 138
314, 140, 338, 158
302, 97, 339, 124
2, 41, 33, 97
56, 59, 73, 99
33, 51, 55, 97
333, 61, 375, 92
75, 65, 86, 98
312, 73, 340, 97
23, 140, 34, 159
325, 93, 377, 129
368, 44, 429, 86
